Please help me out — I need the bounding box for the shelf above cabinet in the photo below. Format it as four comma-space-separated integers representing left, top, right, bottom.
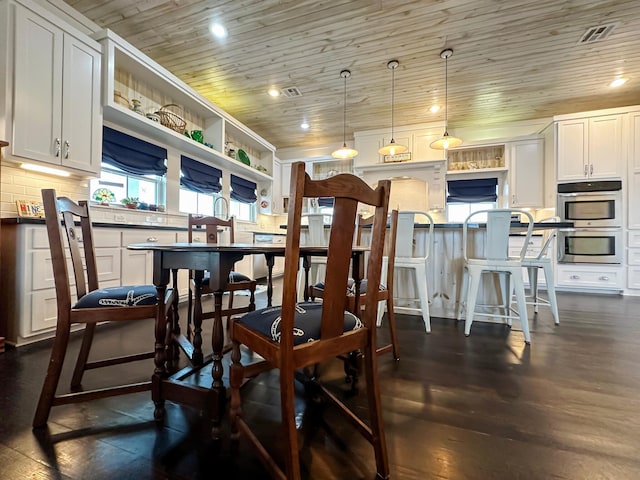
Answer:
104, 104, 272, 183
95, 29, 275, 183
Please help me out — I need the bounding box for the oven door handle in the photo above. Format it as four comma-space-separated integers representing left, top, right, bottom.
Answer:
557, 191, 620, 197
560, 227, 621, 232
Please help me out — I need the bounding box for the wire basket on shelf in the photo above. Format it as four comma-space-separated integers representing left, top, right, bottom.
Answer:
154, 104, 187, 134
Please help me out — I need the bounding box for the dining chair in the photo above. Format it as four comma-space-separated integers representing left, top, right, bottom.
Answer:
394, 211, 435, 333
33, 189, 176, 428
228, 162, 391, 480
187, 215, 256, 341
458, 209, 534, 344
518, 216, 560, 325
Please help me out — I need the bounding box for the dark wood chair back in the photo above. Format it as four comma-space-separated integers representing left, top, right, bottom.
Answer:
185, 214, 256, 341
229, 162, 391, 479
188, 214, 234, 244
34, 189, 174, 428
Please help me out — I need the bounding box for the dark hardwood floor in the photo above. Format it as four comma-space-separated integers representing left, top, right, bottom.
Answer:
2, 283, 640, 479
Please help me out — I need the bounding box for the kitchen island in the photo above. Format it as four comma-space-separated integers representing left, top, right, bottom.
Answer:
291, 221, 572, 320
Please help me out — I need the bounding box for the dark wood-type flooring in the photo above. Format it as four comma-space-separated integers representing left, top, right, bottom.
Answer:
2, 281, 640, 479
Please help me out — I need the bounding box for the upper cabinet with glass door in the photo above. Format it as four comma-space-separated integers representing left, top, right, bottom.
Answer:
93, 29, 275, 183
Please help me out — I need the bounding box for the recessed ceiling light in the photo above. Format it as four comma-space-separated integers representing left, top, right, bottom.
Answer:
609, 77, 627, 88
300, 122, 310, 130
268, 88, 280, 97
429, 105, 441, 113
210, 23, 227, 39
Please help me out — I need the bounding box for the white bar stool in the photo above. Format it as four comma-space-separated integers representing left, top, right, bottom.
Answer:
518, 217, 560, 325
394, 211, 434, 333
458, 209, 534, 344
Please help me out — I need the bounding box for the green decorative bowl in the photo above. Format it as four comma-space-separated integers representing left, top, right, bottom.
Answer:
237, 149, 251, 166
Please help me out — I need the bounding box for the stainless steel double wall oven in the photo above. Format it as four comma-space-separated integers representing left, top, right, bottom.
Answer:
557, 180, 623, 264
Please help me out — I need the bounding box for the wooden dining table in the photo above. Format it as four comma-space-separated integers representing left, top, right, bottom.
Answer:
127, 241, 368, 439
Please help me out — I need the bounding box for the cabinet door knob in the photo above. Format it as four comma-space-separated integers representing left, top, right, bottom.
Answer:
54, 138, 61, 157
64, 140, 70, 159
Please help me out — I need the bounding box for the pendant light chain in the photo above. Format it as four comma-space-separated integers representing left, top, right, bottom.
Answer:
391, 63, 395, 141
343, 71, 347, 145
430, 48, 463, 150
444, 53, 448, 129
332, 69, 358, 159
378, 60, 407, 155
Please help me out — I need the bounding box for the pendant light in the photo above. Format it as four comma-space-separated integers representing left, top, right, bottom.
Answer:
430, 49, 463, 150
378, 60, 408, 156
332, 69, 358, 159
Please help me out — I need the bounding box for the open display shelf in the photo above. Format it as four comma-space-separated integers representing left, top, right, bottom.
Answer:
94, 29, 274, 183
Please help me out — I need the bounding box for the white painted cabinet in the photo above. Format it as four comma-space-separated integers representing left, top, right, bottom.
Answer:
412, 131, 447, 162
509, 139, 544, 207
1, 225, 121, 346
627, 112, 640, 229
9, 1, 101, 174
557, 115, 624, 181
627, 111, 640, 289
354, 135, 384, 166
556, 264, 623, 291
280, 162, 292, 197
121, 229, 178, 286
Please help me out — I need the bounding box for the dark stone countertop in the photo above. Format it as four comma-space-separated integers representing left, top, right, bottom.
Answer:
1, 217, 187, 231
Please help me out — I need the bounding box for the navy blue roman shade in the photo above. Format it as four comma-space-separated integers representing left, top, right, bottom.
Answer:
230, 174, 257, 204
180, 155, 222, 194
317, 197, 334, 208
447, 178, 498, 203
102, 126, 167, 176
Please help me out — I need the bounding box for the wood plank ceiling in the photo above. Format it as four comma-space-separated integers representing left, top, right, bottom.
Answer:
64, 0, 640, 151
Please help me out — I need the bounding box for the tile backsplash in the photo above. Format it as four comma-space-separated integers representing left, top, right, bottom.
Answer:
1, 163, 90, 218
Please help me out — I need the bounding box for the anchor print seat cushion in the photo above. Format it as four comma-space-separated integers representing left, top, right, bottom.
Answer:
73, 285, 158, 309
236, 301, 362, 345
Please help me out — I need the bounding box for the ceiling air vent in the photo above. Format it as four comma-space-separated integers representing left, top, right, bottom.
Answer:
280, 86, 302, 98
578, 23, 618, 44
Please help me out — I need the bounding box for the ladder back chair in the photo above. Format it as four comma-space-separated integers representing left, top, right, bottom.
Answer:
229, 162, 391, 480
458, 209, 534, 344
33, 189, 175, 428
187, 215, 256, 343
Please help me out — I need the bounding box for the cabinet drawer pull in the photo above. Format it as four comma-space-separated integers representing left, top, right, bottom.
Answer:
193, 236, 202, 242
64, 140, 70, 159
590, 164, 594, 175
599, 275, 610, 281
54, 138, 61, 157
147, 237, 158, 242
570, 274, 580, 280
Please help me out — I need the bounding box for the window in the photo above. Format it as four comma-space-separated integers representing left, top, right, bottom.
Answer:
179, 189, 218, 215
93, 127, 168, 206
447, 202, 495, 223
446, 178, 498, 222
179, 155, 222, 215
230, 174, 257, 222
90, 166, 165, 205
